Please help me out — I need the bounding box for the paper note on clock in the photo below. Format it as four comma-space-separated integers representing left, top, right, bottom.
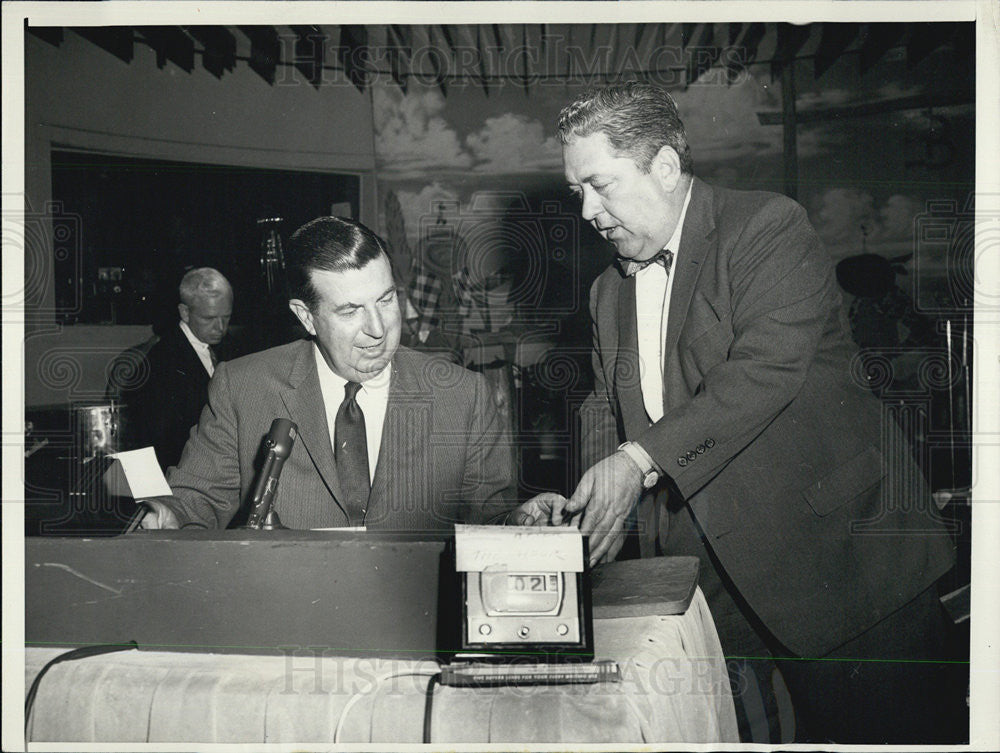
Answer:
454, 524, 584, 572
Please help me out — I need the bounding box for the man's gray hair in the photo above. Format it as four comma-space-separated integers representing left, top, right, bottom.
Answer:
179, 267, 232, 306
557, 81, 694, 175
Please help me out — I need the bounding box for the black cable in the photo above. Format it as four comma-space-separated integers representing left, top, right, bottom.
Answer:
123, 504, 146, 533
422, 672, 441, 744
25, 641, 139, 737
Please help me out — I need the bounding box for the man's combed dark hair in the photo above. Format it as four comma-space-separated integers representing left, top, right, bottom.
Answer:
557, 81, 694, 175
286, 216, 389, 309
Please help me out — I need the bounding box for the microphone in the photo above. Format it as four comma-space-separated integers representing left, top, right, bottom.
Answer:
245, 418, 298, 530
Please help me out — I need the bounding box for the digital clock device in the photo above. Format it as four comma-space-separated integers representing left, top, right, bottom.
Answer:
450, 524, 594, 662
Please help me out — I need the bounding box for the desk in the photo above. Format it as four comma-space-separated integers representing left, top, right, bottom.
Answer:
26, 588, 737, 744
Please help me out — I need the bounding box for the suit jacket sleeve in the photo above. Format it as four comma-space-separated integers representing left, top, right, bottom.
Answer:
162, 361, 242, 528
638, 197, 842, 500
125, 333, 208, 470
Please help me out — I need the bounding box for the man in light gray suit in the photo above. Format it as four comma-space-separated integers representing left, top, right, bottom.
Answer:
141, 216, 516, 532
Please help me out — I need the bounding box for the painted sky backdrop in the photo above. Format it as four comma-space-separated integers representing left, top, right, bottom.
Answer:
371, 23, 974, 298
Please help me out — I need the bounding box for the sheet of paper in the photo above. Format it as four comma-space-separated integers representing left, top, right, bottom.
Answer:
454, 523, 584, 572
107, 447, 172, 498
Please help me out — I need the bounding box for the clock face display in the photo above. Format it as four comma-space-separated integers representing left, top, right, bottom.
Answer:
454, 529, 592, 655
481, 571, 563, 615
509, 574, 559, 592
463, 569, 583, 646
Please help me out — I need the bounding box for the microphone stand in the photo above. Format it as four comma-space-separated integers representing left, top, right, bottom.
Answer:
245, 448, 288, 530
245, 419, 298, 530
258, 508, 287, 531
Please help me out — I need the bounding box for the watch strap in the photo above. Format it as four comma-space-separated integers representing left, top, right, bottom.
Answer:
617, 441, 660, 487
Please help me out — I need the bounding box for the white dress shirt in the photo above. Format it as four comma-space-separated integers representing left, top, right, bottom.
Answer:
179, 320, 215, 376
635, 182, 693, 423
313, 344, 390, 485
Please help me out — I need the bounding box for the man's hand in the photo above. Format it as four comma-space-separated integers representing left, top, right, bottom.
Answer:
138, 498, 181, 530
508, 493, 568, 526
558, 452, 644, 566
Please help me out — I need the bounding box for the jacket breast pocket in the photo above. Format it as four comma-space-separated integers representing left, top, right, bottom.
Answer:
682, 317, 733, 375
802, 445, 885, 516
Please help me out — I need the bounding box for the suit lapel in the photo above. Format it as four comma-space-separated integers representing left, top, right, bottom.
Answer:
279, 341, 348, 519
614, 275, 649, 435
662, 178, 715, 411
170, 328, 210, 384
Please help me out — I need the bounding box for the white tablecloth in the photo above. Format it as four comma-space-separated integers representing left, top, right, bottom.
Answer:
26, 587, 737, 744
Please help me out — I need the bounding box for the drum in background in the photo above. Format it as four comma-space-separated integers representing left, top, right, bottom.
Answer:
24, 402, 138, 535
72, 401, 130, 458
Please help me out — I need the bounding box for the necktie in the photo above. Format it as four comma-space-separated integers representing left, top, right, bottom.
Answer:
208, 346, 219, 368
335, 381, 370, 524
621, 249, 674, 278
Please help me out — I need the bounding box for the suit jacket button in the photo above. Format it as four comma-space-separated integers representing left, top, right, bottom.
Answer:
696, 444, 706, 454
677, 457, 688, 467
686, 450, 697, 461
705, 438, 716, 448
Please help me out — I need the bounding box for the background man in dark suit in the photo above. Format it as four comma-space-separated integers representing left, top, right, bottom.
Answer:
125, 267, 233, 470
525, 82, 959, 743
140, 217, 516, 532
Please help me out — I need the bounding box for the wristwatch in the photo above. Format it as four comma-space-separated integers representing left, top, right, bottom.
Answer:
617, 441, 660, 489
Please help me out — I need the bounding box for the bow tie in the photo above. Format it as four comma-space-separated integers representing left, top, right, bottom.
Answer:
620, 249, 674, 278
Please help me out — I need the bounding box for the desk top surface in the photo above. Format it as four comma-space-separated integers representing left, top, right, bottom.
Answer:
26, 533, 700, 659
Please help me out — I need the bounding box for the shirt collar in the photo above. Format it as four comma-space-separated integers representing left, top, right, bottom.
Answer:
312, 343, 391, 398
179, 320, 210, 352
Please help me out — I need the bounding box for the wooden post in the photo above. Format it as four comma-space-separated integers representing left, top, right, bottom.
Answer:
781, 59, 798, 200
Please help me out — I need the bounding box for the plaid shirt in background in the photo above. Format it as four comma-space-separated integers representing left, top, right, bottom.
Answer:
406, 264, 443, 329
452, 266, 491, 333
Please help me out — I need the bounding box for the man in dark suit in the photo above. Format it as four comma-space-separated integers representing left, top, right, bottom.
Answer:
525, 83, 958, 743
140, 217, 516, 532
124, 268, 233, 470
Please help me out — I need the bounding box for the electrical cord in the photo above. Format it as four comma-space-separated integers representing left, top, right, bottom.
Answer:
123, 504, 146, 533
332, 668, 440, 744
25, 641, 139, 737
422, 671, 440, 744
